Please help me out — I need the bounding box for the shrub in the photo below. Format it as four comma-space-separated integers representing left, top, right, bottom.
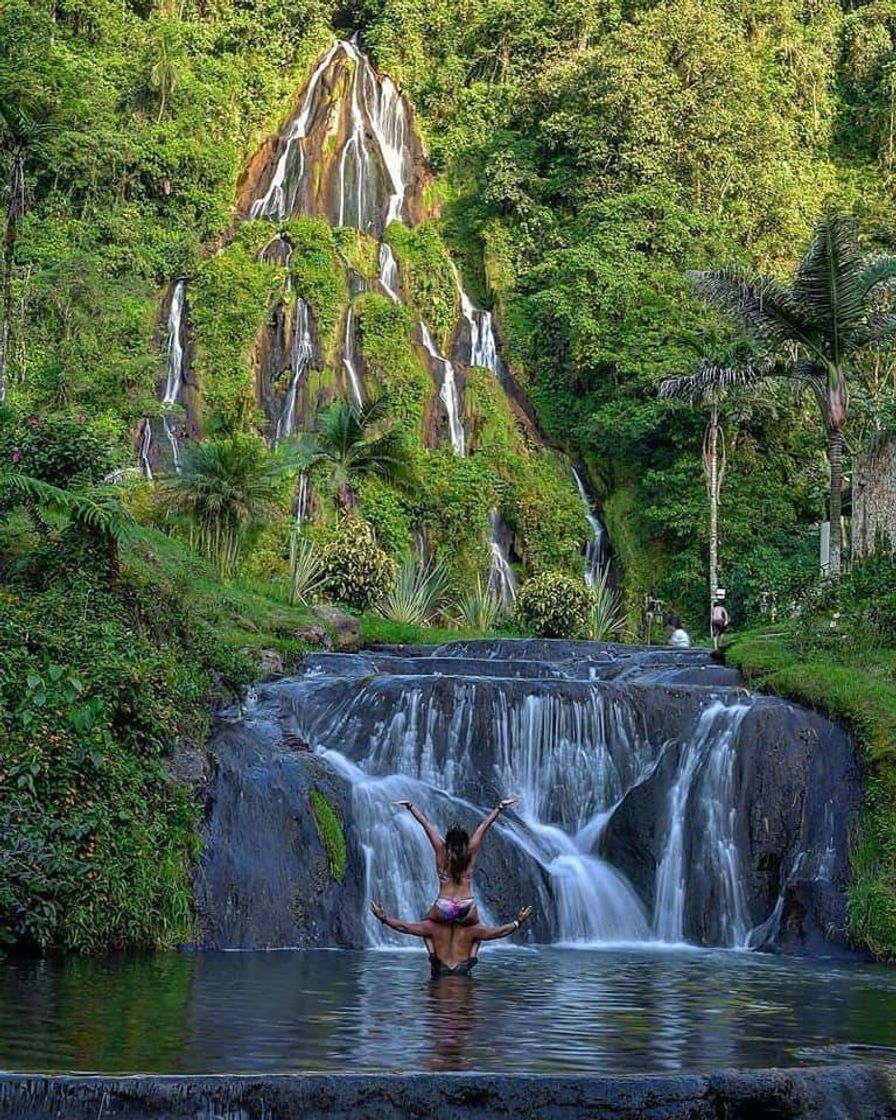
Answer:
309, 789, 347, 882
377, 558, 449, 625
452, 576, 505, 632
319, 518, 396, 610
515, 570, 592, 639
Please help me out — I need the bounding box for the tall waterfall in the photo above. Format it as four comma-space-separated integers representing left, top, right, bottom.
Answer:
160, 279, 187, 471
139, 420, 153, 481
572, 468, 607, 587
342, 307, 365, 409
295, 471, 311, 525
487, 508, 517, 605
420, 322, 465, 455
276, 297, 314, 442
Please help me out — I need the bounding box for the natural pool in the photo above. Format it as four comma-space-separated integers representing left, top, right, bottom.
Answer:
2, 946, 895, 1076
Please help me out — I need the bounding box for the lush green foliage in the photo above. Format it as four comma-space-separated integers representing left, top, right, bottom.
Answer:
319, 516, 397, 610
376, 557, 449, 625
515, 570, 592, 639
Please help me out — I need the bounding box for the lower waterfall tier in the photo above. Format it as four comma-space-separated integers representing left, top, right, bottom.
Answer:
195, 641, 861, 955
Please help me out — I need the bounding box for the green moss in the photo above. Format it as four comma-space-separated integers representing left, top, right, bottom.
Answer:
309, 788, 347, 882
727, 629, 896, 959
333, 227, 380, 279
385, 221, 458, 346
190, 235, 284, 432
360, 615, 506, 646
354, 292, 432, 425
283, 216, 348, 356
602, 484, 666, 634
358, 476, 413, 557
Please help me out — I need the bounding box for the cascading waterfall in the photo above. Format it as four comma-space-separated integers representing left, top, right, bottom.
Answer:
419, 321, 465, 455
456, 274, 500, 374
250, 43, 341, 220
295, 471, 311, 526
378, 242, 400, 301
653, 702, 751, 945
342, 307, 365, 409
276, 297, 314, 442
487, 508, 518, 605
572, 467, 607, 587
201, 640, 861, 954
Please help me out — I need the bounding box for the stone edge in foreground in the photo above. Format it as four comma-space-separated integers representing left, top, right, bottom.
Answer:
1, 1067, 896, 1119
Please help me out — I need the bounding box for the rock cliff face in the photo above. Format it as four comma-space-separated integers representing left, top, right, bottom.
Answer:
195, 640, 862, 955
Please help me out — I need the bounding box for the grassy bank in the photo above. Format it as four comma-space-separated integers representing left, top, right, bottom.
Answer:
727, 626, 896, 959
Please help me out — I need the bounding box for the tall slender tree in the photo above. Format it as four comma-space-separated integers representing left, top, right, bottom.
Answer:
688, 215, 896, 575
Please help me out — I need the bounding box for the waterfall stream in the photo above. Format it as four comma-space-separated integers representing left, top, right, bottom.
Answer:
276, 297, 314, 441
342, 307, 365, 409
487, 508, 518, 605
572, 468, 607, 587
378, 242, 400, 301
419, 321, 465, 455
455, 272, 500, 374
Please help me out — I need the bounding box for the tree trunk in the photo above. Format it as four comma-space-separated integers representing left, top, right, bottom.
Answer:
828, 429, 844, 576
704, 403, 723, 632
0, 160, 22, 405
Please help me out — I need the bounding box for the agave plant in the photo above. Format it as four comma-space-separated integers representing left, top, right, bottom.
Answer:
452, 576, 504, 633
377, 557, 449, 625
586, 567, 627, 642
289, 533, 326, 607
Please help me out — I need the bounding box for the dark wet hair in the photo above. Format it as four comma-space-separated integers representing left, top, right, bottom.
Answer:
444, 824, 471, 880
664, 612, 681, 629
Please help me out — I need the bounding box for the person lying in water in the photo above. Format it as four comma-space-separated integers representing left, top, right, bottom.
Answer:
392, 796, 519, 925
370, 900, 533, 978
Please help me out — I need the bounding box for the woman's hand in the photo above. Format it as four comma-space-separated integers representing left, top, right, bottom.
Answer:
369, 900, 388, 923
516, 906, 533, 926
392, 799, 413, 810
498, 795, 519, 812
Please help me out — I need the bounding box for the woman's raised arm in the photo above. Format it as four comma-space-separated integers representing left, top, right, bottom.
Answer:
393, 800, 444, 857
469, 795, 519, 854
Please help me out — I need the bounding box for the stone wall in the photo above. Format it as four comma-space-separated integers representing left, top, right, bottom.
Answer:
852, 438, 896, 557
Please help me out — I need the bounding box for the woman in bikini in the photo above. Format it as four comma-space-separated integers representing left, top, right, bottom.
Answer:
392, 796, 519, 925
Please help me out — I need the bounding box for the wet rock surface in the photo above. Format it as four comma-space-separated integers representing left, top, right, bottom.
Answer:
2, 1068, 894, 1120
197, 639, 862, 955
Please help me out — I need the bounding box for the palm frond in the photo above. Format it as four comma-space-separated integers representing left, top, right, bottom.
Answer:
687, 268, 825, 358
861, 255, 896, 295
658, 359, 780, 402
0, 473, 134, 540
289, 534, 326, 606
587, 568, 628, 642
792, 215, 867, 347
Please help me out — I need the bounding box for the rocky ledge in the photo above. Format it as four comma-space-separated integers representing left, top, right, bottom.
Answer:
1, 1068, 895, 1119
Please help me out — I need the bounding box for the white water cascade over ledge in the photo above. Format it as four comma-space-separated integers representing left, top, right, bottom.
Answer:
203, 640, 858, 954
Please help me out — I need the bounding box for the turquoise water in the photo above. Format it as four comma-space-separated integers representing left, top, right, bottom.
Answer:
1, 946, 895, 1075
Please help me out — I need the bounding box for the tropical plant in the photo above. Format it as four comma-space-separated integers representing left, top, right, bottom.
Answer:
687, 214, 896, 575
288, 532, 325, 606
290, 399, 413, 514
146, 18, 185, 123
515, 571, 592, 639
0, 472, 134, 578
376, 557, 449, 625
451, 576, 504, 632
161, 435, 288, 577
319, 517, 396, 610
587, 567, 627, 641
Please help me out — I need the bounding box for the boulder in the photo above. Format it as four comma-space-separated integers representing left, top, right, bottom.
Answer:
312, 605, 361, 652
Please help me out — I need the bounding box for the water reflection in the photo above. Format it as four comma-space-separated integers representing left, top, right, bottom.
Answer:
2, 947, 896, 1075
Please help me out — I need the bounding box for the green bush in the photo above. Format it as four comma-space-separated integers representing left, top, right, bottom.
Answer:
515, 570, 591, 639
320, 517, 396, 610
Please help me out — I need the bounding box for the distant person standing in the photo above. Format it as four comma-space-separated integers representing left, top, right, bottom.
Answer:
711, 591, 730, 650
664, 612, 691, 649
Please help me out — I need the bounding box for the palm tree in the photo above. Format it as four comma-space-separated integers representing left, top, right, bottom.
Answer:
147, 19, 184, 123
161, 435, 288, 577
688, 214, 896, 575
289, 400, 413, 513
0, 472, 135, 580
0, 105, 57, 403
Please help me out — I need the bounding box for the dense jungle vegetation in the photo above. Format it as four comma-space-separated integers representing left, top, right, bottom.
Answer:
2, 0, 896, 953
